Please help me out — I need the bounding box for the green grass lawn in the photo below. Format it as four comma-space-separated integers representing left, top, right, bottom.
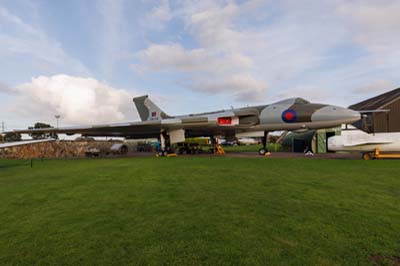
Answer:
0, 157, 399, 266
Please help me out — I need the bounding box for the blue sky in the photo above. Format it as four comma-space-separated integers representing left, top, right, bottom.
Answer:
1, 0, 400, 129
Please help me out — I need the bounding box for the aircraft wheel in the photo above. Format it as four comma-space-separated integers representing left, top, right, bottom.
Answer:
362, 153, 372, 160
258, 148, 267, 156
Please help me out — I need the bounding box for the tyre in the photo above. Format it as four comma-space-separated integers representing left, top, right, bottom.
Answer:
258, 148, 267, 156
362, 153, 372, 160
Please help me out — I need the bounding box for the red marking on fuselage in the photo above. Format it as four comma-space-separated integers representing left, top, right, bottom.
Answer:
218, 117, 232, 125
284, 112, 294, 121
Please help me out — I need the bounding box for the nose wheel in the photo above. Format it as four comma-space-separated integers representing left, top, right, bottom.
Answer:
258, 148, 267, 156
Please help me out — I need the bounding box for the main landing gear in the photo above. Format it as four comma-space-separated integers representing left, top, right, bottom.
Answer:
259, 131, 271, 156
157, 131, 176, 157
210, 137, 225, 155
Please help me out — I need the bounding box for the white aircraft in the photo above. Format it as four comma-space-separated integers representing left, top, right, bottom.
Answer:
328, 129, 400, 157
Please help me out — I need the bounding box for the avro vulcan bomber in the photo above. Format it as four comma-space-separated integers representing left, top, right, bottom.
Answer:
8, 95, 360, 155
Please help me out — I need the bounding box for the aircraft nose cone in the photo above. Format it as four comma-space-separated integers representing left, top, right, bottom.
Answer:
312, 106, 361, 124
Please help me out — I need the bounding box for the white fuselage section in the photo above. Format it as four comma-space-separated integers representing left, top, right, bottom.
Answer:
328, 130, 400, 152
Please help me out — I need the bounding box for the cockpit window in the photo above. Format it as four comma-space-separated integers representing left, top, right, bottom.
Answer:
294, 98, 310, 104
273, 98, 310, 105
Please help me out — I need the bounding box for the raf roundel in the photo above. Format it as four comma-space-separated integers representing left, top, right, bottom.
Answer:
281, 109, 297, 123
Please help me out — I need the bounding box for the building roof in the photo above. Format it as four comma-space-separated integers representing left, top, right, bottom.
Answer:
349, 88, 400, 110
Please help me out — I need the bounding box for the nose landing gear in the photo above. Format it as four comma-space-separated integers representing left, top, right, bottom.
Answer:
258, 148, 267, 156
259, 131, 271, 156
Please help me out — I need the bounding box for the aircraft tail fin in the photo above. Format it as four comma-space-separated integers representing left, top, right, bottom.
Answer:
133, 95, 171, 121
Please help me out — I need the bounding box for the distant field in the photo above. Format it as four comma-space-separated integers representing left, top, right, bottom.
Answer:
0, 157, 399, 266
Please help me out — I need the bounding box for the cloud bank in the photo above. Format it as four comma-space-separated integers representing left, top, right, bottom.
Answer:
133, 0, 400, 104
0, 5, 89, 76
11, 75, 137, 125
133, 1, 270, 102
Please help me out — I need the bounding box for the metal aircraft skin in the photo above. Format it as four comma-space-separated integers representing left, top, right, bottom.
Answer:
328, 129, 400, 153
0, 139, 55, 149
7, 95, 360, 143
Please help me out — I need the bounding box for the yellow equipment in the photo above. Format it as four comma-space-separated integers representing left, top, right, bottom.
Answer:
215, 144, 225, 155
363, 148, 400, 160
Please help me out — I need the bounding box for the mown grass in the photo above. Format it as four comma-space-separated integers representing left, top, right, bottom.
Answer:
0, 157, 399, 266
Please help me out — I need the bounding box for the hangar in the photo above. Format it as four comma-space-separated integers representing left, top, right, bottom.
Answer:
349, 87, 400, 133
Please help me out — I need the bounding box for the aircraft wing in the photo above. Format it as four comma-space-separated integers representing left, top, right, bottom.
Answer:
5, 118, 227, 139
6, 120, 166, 139
5, 105, 261, 139
0, 139, 56, 149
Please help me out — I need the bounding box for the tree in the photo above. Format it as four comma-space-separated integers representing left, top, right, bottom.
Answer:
28, 122, 58, 140
4, 132, 21, 142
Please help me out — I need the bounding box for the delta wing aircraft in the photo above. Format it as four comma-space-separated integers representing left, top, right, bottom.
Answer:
6, 96, 360, 155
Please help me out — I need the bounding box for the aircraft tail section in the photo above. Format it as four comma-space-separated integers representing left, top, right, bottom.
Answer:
133, 95, 171, 121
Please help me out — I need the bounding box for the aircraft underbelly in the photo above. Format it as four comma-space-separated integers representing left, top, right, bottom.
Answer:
256, 120, 349, 131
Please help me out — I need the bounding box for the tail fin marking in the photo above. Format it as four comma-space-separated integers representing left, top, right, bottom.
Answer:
133, 95, 170, 121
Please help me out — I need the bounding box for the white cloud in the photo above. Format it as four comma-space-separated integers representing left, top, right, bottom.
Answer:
133, 1, 360, 103
189, 74, 267, 101
134, 42, 261, 99
134, 1, 400, 105
143, 0, 172, 30
187, 2, 241, 51
135, 43, 252, 73
134, 1, 267, 102
353, 80, 395, 95
334, 0, 400, 94
151, 0, 171, 21
338, 0, 400, 53
12, 75, 138, 125
0, 82, 15, 94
